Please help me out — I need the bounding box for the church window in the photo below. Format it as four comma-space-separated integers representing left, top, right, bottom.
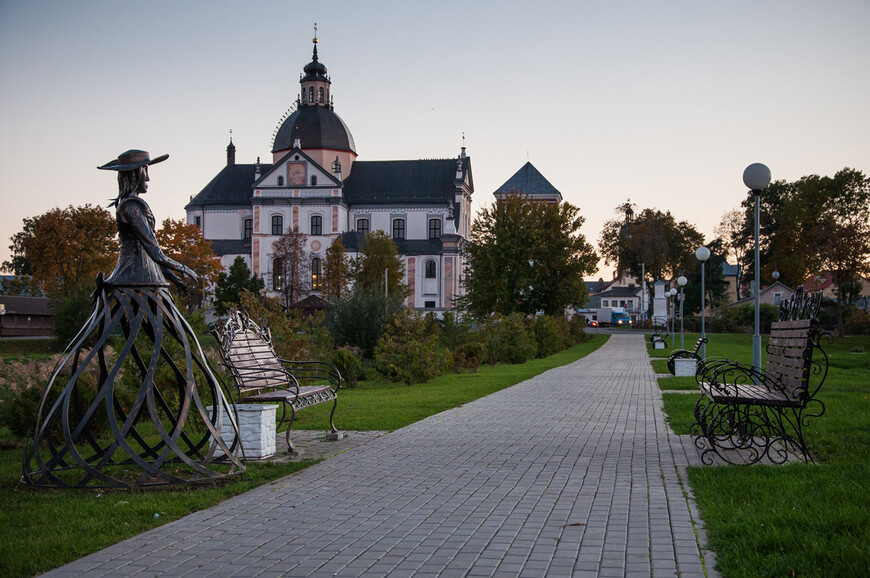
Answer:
271, 215, 283, 236
311, 257, 322, 290
357, 218, 369, 236
392, 218, 405, 240
194, 216, 201, 229
311, 175, 317, 186
311, 215, 323, 236
308, 87, 314, 103
425, 260, 437, 279
277, 176, 284, 186
243, 218, 253, 239
273, 258, 284, 291
318, 87, 324, 103
429, 218, 441, 239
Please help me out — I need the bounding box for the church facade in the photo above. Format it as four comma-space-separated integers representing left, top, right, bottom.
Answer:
186, 37, 473, 311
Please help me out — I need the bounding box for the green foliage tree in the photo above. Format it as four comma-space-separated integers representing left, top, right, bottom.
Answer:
599, 201, 705, 290
681, 238, 729, 317
322, 236, 353, 302
356, 231, 407, 298
213, 256, 265, 316
375, 310, 450, 385
740, 167, 870, 335
714, 207, 751, 299
325, 285, 405, 358
460, 195, 597, 317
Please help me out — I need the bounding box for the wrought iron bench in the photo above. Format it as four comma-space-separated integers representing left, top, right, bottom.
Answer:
649, 322, 669, 343
212, 310, 341, 452
666, 337, 707, 375
691, 289, 828, 465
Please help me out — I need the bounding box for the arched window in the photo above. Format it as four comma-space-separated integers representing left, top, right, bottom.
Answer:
273, 258, 284, 291
277, 176, 284, 186
425, 260, 437, 279
392, 218, 405, 240
356, 218, 369, 236
310, 175, 317, 186
243, 218, 253, 239
428, 218, 442, 239
311, 257, 322, 290
311, 214, 323, 236
318, 87, 324, 103
308, 87, 314, 103
271, 214, 283, 236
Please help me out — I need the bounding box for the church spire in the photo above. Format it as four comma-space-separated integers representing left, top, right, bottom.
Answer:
301, 23, 330, 108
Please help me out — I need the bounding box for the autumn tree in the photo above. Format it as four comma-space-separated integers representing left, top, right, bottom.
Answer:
155, 218, 222, 311
214, 256, 265, 315
322, 236, 353, 302
271, 227, 311, 307
460, 194, 598, 317
356, 231, 407, 298
2, 204, 118, 298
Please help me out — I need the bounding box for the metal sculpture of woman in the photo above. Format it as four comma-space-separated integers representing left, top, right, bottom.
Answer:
22, 150, 244, 488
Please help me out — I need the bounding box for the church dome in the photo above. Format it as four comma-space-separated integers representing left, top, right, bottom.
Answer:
271, 106, 357, 155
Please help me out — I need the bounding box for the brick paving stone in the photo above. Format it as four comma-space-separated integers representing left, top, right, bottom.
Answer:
42, 333, 717, 578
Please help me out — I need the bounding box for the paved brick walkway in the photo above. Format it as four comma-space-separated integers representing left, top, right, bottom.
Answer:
46, 333, 716, 577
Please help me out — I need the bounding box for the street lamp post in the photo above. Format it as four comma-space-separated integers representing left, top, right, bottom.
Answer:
668, 288, 677, 346
677, 275, 687, 349
695, 246, 711, 360
743, 163, 772, 373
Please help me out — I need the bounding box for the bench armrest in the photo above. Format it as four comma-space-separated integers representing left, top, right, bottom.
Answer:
277, 359, 343, 391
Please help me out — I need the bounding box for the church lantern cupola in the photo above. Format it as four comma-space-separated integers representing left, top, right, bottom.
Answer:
300, 25, 331, 108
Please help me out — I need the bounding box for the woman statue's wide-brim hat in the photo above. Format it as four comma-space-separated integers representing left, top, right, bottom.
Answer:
98, 149, 169, 171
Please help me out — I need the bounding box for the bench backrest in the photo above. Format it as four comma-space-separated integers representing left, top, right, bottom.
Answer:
213, 311, 290, 393
765, 318, 815, 401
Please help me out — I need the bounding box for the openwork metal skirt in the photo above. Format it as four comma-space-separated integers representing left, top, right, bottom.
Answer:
21, 284, 245, 488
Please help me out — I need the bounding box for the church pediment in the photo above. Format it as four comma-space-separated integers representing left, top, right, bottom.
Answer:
254, 148, 341, 190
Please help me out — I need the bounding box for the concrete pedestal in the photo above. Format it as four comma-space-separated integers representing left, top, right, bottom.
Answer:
209, 403, 278, 459
674, 358, 697, 377
654, 341, 666, 349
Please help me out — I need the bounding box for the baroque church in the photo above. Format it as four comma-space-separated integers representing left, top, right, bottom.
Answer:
186, 35, 473, 311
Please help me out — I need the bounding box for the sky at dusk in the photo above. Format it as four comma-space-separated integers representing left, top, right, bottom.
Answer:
1, 0, 868, 280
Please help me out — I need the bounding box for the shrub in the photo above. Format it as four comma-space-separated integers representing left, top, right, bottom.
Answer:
438, 311, 475, 351
375, 311, 451, 385
331, 347, 362, 388
844, 307, 870, 336
50, 289, 97, 347
532, 315, 563, 358
709, 303, 779, 333
453, 341, 484, 373
326, 286, 405, 358
480, 313, 536, 365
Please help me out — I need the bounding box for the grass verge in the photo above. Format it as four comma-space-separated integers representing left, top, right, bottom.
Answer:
661, 334, 870, 577
0, 334, 607, 577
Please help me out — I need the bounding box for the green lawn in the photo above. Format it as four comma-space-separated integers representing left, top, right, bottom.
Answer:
661, 334, 870, 577
0, 334, 607, 577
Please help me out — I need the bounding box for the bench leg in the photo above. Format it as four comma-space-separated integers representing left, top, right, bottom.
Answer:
285, 404, 298, 453
692, 400, 806, 465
